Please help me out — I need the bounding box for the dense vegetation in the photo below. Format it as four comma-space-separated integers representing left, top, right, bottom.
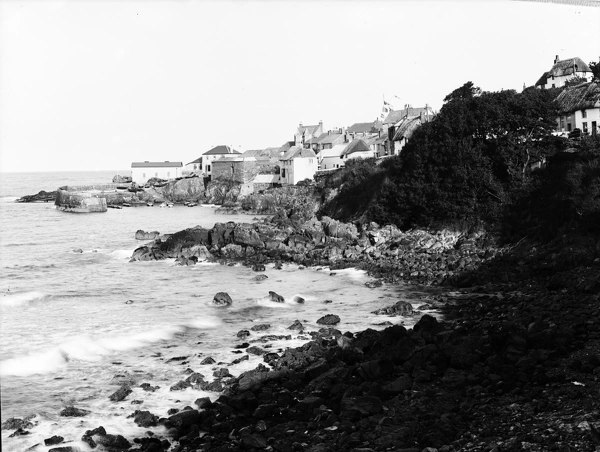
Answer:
319, 82, 600, 242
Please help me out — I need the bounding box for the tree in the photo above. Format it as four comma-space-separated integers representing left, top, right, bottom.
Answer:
589, 59, 600, 82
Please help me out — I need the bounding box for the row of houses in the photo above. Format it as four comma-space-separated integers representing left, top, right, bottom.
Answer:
131, 55, 600, 187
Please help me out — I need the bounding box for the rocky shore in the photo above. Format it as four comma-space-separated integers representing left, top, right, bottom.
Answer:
5, 198, 600, 451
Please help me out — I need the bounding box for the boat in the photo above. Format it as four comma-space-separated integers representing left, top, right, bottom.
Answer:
147, 202, 154, 207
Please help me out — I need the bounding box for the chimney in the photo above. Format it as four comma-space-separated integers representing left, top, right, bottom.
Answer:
554, 55, 560, 64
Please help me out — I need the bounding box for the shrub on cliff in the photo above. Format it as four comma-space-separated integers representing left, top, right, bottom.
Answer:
320, 82, 564, 234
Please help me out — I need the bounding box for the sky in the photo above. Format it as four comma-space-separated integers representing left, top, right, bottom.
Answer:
0, 0, 599, 173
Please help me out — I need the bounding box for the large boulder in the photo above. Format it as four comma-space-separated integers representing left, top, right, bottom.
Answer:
213, 292, 233, 306
317, 314, 341, 325
268, 291, 285, 303
152, 177, 205, 203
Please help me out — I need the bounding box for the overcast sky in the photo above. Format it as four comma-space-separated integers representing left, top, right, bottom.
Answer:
0, 0, 598, 173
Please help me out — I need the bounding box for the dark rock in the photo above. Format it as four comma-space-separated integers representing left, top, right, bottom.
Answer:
131, 410, 159, 427
16, 190, 57, 203
247, 346, 267, 356
9, 428, 30, 437
60, 406, 90, 417
292, 295, 305, 304
200, 356, 216, 364
251, 324, 271, 331
195, 397, 213, 409
253, 274, 269, 281
268, 291, 285, 303
1, 417, 34, 430
170, 380, 191, 391
252, 264, 266, 272
49, 448, 77, 452
94, 433, 131, 449
140, 383, 160, 392
288, 320, 304, 330
340, 395, 383, 420
237, 330, 251, 339
241, 433, 267, 449
372, 301, 414, 316
109, 384, 132, 402
365, 280, 383, 288
44, 435, 64, 446
212, 292, 233, 306
317, 314, 341, 325
167, 409, 200, 428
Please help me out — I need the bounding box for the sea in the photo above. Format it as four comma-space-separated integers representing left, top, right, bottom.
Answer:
0, 171, 431, 452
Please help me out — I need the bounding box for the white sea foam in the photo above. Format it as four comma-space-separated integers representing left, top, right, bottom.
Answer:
109, 249, 136, 260
0, 291, 48, 308
0, 319, 221, 376
256, 298, 292, 308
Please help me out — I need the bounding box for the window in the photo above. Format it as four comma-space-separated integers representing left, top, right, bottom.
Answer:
207, 165, 211, 172
583, 122, 588, 133
552, 84, 556, 88
592, 121, 597, 136
281, 169, 286, 178
560, 117, 565, 130
582, 110, 587, 119
567, 123, 572, 132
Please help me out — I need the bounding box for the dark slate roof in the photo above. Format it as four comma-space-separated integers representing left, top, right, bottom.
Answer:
392, 116, 422, 141
131, 161, 183, 168
186, 157, 202, 165
535, 57, 592, 86
383, 107, 434, 125
281, 146, 317, 160
346, 121, 382, 134
555, 81, 600, 113
318, 133, 344, 144
341, 139, 371, 157
203, 145, 241, 155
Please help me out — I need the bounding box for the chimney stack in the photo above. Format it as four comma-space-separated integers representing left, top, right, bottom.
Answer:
554, 55, 560, 64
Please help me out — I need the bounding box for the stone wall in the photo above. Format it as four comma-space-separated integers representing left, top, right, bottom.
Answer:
212, 160, 260, 184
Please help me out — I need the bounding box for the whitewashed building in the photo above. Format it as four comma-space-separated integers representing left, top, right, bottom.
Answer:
130, 161, 183, 184
279, 146, 318, 185
555, 81, 600, 135
201, 145, 241, 178
535, 56, 592, 89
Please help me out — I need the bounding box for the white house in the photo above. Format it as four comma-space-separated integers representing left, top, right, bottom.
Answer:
342, 139, 375, 162
554, 81, 600, 135
279, 146, 318, 185
318, 144, 347, 170
130, 161, 183, 184
535, 55, 592, 89
184, 157, 202, 175
201, 145, 241, 178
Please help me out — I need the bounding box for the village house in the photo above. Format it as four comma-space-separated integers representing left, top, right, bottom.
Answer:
295, 121, 324, 147
554, 81, 600, 135
319, 143, 347, 170
345, 120, 382, 138
201, 145, 241, 179
130, 161, 183, 184
309, 131, 345, 152
384, 105, 435, 156
535, 55, 592, 89
183, 157, 202, 175
279, 146, 318, 185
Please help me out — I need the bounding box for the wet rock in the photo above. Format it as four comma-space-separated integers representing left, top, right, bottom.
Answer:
340, 395, 383, 420
252, 264, 266, 272
288, 320, 304, 330
44, 435, 64, 446
201, 356, 216, 365
247, 346, 267, 356
241, 433, 267, 449
237, 330, 251, 339
94, 433, 131, 449
1, 417, 34, 430
167, 409, 200, 428
195, 397, 213, 409
372, 301, 414, 316
131, 410, 159, 427
212, 292, 233, 306
9, 428, 30, 437
140, 383, 160, 392
317, 314, 341, 325
48, 448, 77, 452
175, 256, 197, 266
109, 384, 132, 402
170, 380, 191, 391
60, 406, 90, 417
253, 274, 268, 281
292, 295, 305, 304
365, 280, 383, 288
268, 291, 285, 303
251, 324, 271, 331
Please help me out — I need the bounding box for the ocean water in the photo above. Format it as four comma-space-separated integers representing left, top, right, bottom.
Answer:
0, 171, 430, 451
